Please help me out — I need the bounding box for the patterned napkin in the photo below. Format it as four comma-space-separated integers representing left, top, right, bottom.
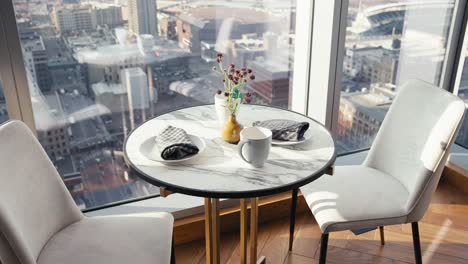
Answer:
252, 119, 310, 141
155, 126, 199, 160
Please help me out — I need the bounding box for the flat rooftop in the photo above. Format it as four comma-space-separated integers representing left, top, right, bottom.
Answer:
179, 6, 273, 28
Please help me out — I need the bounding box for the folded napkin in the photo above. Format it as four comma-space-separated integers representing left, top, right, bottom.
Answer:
155, 126, 199, 160
252, 119, 309, 141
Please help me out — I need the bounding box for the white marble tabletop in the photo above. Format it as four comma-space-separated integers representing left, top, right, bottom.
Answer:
124, 105, 336, 198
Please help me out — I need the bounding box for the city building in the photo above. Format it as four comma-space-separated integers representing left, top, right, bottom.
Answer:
207, 34, 264, 65
51, 5, 93, 33
21, 33, 51, 92
159, 14, 177, 41
247, 59, 291, 108
350, 2, 454, 37
55, 155, 83, 205
337, 84, 394, 152
73, 30, 196, 96
128, 0, 158, 37
35, 93, 71, 160
176, 7, 277, 54
90, 5, 123, 29
343, 45, 399, 85
92, 82, 130, 139
120, 67, 150, 129
214, 31, 294, 70
44, 37, 89, 94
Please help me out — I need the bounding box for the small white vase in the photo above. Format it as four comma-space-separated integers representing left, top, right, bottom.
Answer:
214, 94, 240, 125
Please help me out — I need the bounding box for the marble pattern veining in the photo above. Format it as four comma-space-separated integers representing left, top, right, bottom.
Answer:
125, 105, 336, 196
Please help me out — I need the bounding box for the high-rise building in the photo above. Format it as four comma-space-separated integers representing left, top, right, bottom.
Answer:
52, 6, 93, 33
91, 5, 123, 29
120, 68, 150, 129
128, 0, 158, 37
21, 34, 51, 92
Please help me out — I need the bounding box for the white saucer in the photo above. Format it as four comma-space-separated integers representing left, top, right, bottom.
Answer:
271, 129, 312, 146
139, 134, 206, 165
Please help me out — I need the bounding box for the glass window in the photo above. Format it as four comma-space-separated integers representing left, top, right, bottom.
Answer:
0, 79, 8, 124
456, 57, 468, 149
452, 40, 468, 171
337, 0, 456, 154
11, 0, 298, 209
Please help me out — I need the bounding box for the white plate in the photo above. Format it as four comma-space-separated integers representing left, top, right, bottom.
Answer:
271, 129, 312, 146
139, 134, 206, 165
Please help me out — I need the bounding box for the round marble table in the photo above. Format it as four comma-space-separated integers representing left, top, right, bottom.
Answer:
124, 104, 336, 264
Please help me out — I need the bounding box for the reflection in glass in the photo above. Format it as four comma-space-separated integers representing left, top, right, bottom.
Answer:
12, 0, 297, 209
337, 0, 455, 154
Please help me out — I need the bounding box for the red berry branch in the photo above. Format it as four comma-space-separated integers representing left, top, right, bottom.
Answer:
213, 53, 255, 113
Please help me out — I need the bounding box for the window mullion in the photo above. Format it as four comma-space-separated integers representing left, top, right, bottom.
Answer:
0, 0, 36, 134
440, 0, 468, 92
0, 17, 22, 121
291, 1, 314, 114
307, 0, 349, 130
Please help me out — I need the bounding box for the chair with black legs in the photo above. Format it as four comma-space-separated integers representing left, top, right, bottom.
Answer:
0, 120, 176, 264
288, 79, 466, 264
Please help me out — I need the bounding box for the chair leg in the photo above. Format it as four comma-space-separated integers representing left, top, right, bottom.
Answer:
170, 236, 176, 264
412, 222, 422, 264
379, 226, 385, 245
288, 188, 298, 251
319, 233, 329, 264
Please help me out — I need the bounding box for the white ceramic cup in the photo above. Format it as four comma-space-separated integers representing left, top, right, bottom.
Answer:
238, 127, 272, 168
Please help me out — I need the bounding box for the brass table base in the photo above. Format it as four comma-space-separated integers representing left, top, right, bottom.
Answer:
204, 197, 266, 264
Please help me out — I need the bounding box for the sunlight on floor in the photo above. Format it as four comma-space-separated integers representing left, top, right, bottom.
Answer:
423, 218, 452, 262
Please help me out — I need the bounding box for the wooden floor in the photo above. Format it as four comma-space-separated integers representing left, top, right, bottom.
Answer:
175, 180, 468, 263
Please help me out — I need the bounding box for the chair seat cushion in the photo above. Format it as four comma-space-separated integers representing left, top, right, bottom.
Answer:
300, 165, 409, 233
37, 212, 173, 264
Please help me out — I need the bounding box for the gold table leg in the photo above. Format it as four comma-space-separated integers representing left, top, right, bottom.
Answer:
250, 198, 259, 264
205, 198, 220, 264
240, 199, 248, 264
205, 198, 214, 264
212, 198, 220, 264
208, 197, 265, 264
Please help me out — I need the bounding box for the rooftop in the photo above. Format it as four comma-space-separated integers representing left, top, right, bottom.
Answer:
21, 34, 45, 52
92, 82, 127, 96
66, 31, 116, 52
75, 37, 191, 66
44, 37, 77, 67
340, 90, 391, 122
178, 6, 273, 28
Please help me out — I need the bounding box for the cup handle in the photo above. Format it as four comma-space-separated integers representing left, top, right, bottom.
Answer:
238, 140, 251, 164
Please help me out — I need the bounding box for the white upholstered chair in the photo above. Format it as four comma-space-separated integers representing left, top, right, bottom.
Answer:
0, 121, 175, 264
289, 79, 466, 264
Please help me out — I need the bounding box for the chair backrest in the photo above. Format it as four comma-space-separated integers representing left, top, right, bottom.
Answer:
0, 121, 83, 264
364, 79, 465, 222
